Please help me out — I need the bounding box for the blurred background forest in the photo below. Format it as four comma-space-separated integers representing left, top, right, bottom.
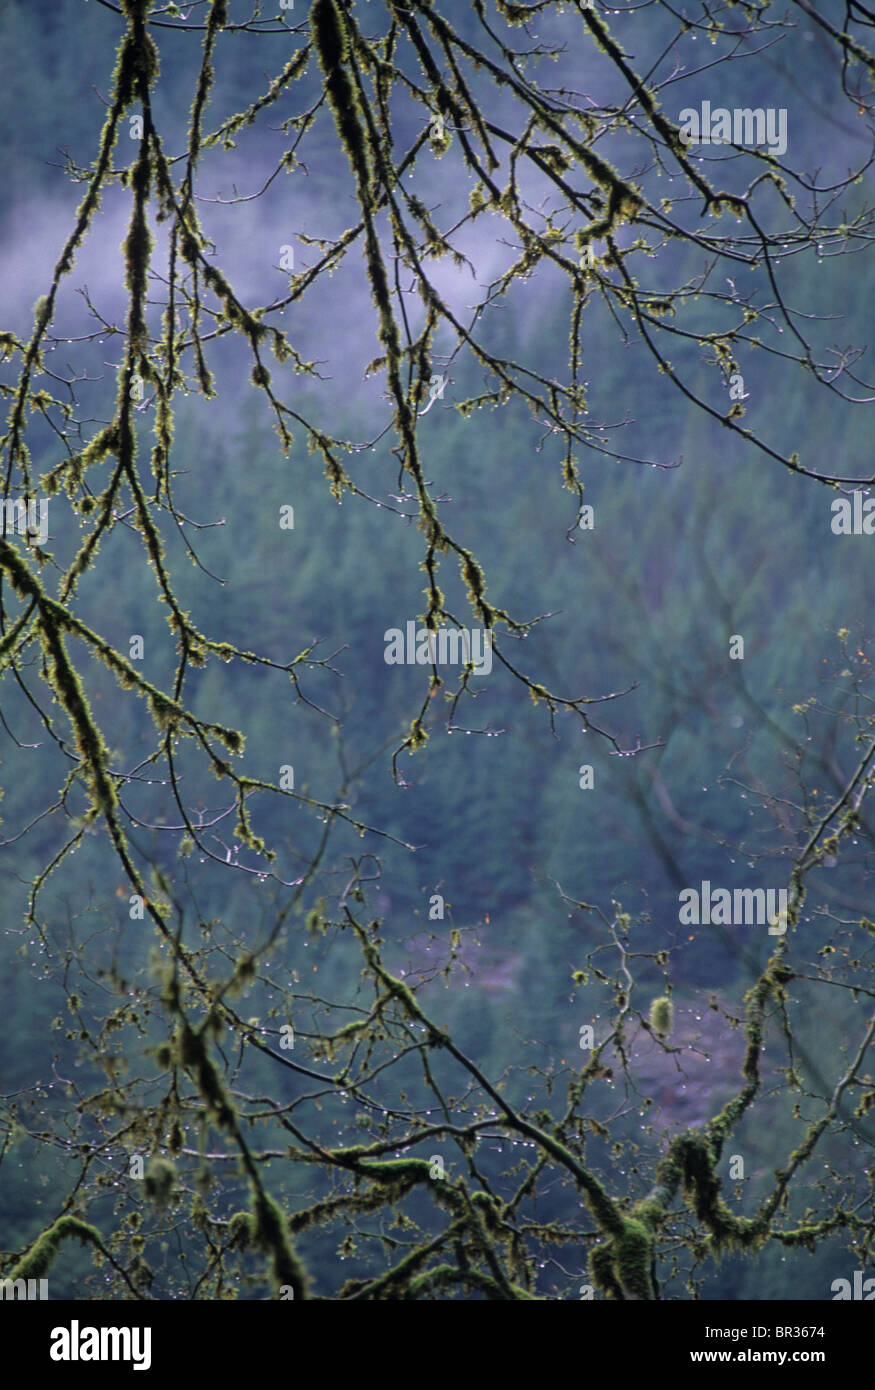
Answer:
1, 0, 873, 1299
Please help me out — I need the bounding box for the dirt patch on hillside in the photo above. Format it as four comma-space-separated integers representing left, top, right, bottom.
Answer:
604, 999, 748, 1133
